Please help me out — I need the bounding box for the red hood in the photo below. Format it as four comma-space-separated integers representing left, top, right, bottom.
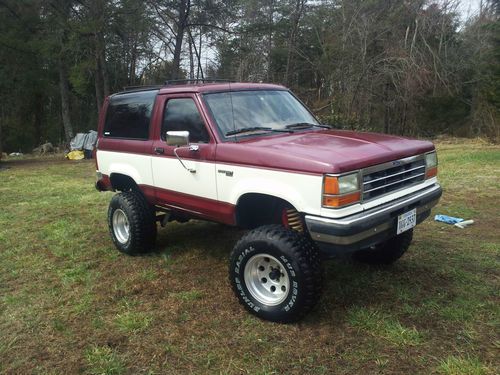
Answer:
215, 129, 435, 174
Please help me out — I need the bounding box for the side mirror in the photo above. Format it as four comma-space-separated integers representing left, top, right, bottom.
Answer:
166, 131, 190, 146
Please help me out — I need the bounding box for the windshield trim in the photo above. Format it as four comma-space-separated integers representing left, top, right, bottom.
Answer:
201, 89, 321, 142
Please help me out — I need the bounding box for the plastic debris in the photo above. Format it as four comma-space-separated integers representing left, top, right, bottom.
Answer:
65, 150, 85, 160
434, 214, 464, 224
455, 220, 474, 229
9, 152, 23, 157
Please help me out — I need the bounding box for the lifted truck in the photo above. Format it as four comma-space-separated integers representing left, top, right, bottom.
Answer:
95, 81, 442, 322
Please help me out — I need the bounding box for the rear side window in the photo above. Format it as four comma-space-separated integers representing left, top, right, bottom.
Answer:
104, 90, 158, 139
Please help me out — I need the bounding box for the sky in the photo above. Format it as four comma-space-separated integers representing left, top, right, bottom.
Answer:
457, 0, 482, 21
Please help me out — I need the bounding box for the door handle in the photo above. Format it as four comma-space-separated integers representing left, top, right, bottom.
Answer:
154, 147, 164, 155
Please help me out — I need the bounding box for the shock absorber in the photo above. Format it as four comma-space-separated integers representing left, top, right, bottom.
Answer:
282, 208, 304, 233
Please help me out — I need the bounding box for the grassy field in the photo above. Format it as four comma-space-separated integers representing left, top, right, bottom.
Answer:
0, 140, 499, 374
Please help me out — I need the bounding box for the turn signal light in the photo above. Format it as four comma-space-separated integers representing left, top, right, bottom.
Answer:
323, 192, 361, 208
323, 174, 361, 208
324, 176, 340, 195
426, 166, 438, 179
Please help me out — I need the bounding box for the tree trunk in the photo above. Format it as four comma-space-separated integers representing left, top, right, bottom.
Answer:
188, 33, 194, 79
94, 35, 104, 114
97, 32, 109, 96
383, 83, 390, 134
172, 0, 190, 80
94, 71, 103, 115
90, 0, 109, 100
54, 0, 74, 144
188, 28, 204, 80
33, 92, 43, 145
0, 105, 3, 159
197, 27, 203, 79
172, 29, 185, 80
59, 54, 73, 143
267, 0, 274, 81
128, 32, 138, 85
95, 0, 109, 95
285, 0, 305, 86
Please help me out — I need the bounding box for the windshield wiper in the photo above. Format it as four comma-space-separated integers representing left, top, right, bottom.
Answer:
285, 122, 331, 130
225, 127, 293, 136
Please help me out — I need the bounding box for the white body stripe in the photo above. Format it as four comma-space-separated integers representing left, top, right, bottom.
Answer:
151, 157, 217, 200
97, 150, 437, 220
97, 150, 153, 186
215, 163, 323, 216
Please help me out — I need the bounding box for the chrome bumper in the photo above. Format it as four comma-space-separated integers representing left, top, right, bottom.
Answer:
305, 184, 442, 252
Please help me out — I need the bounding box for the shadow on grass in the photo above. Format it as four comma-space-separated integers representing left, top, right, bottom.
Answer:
142, 220, 466, 327
148, 220, 243, 261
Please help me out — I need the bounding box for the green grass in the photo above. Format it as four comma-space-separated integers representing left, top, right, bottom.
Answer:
85, 345, 125, 375
0, 141, 499, 374
114, 311, 152, 333
170, 290, 204, 302
347, 307, 424, 346
437, 355, 490, 375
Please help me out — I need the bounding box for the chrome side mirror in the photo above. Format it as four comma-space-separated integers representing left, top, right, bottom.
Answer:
166, 131, 189, 146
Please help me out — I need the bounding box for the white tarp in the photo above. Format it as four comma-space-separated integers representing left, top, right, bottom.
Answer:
70, 130, 97, 151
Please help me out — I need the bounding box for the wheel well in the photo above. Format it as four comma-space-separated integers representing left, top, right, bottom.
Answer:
235, 193, 296, 229
110, 173, 138, 192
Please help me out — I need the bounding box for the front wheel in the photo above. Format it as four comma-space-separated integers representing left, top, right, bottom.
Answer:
229, 225, 322, 323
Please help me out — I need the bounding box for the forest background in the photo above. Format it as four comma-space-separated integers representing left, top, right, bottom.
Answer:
0, 0, 498, 155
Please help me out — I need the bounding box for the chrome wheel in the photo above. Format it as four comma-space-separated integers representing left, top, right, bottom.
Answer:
112, 209, 130, 244
244, 254, 290, 306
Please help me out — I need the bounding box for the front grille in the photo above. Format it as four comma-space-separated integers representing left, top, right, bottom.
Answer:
362, 157, 426, 201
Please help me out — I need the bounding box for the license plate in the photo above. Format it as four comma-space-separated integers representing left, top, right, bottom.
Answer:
397, 208, 417, 235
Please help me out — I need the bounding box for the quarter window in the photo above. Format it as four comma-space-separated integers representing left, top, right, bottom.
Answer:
104, 90, 157, 139
162, 98, 209, 143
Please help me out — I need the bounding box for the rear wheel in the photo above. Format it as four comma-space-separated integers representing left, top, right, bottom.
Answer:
353, 229, 413, 265
107, 191, 157, 255
229, 225, 322, 323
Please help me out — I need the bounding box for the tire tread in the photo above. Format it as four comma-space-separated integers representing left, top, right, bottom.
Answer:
230, 225, 322, 323
108, 190, 157, 255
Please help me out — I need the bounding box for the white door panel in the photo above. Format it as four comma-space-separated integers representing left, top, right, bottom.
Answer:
151, 156, 217, 199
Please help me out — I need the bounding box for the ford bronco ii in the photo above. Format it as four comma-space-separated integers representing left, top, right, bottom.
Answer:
95, 81, 442, 322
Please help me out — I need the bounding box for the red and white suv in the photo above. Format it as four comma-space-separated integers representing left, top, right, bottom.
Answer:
95, 81, 442, 322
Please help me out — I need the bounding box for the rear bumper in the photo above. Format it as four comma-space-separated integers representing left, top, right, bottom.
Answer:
304, 184, 442, 252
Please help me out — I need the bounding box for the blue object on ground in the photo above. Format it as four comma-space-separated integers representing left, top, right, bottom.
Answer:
434, 214, 464, 224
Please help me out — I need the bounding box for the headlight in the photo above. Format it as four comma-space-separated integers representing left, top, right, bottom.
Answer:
323, 173, 361, 208
425, 151, 438, 178
425, 152, 437, 168
338, 173, 359, 194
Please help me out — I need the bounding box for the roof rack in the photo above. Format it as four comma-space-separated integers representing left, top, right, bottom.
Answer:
123, 85, 164, 92
164, 78, 235, 86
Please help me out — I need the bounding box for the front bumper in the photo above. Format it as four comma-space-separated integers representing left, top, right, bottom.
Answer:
305, 184, 442, 253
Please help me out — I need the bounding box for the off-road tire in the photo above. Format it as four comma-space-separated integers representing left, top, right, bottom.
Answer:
353, 229, 413, 265
107, 190, 157, 255
229, 225, 322, 323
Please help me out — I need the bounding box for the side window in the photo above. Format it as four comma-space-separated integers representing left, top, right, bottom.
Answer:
104, 90, 157, 139
162, 98, 209, 144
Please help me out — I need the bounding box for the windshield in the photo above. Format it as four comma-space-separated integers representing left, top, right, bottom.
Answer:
203, 90, 319, 138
